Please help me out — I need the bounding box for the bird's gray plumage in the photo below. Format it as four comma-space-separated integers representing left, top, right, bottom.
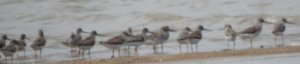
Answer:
224, 24, 237, 49
30, 30, 46, 58
272, 18, 293, 46
238, 18, 268, 48
1, 40, 18, 61
146, 26, 176, 53
177, 27, 192, 52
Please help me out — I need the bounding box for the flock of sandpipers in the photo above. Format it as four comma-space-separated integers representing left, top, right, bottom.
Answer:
0, 18, 295, 62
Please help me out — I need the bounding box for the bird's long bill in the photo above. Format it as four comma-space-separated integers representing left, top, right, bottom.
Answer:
262, 21, 273, 24
81, 31, 89, 33
97, 34, 105, 36
148, 32, 156, 34
168, 28, 177, 32
285, 21, 294, 24
26, 37, 32, 41
203, 28, 212, 31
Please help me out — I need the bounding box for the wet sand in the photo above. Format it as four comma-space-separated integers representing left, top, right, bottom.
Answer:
54, 45, 300, 64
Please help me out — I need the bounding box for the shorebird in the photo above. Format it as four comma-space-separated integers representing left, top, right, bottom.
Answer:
62, 28, 87, 54
62, 33, 77, 54
186, 25, 210, 52
77, 31, 104, 59
123, 27, 134, 54
30, 30, 46, 58
15, 34, 30, 57
74, 28, 87, 50
177, 27, 192, 53
272, 18, 293, 47
99, 34, 125, 58
146, 26, 176, 53
1, 40, 19, 62
127, 27, 133, 35
0, 35, 10, 49
123, 28, 150, 55
222, 24, 237, 49
238, 18, 270, 48
0, 35, 10, 58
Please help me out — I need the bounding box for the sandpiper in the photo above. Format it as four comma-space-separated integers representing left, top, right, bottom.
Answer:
272, 18, 293, 47
238, 18, 270, 48
123, 28, 150, 55
222, 24, 237, 49
99, 34, 125, 58
177, 27, 192, 53
62, 33, 77, 54
1, 40, 18, 62
15, 34, 30, 57
127, 27, 133, 35
77, 31, 104, 59
30, 30, 46, 58
146, 26, 176, 53
62, 28, 87, 54
0, 35, 10, 49
74, 28, 87, 53
0, 35, 10, 58
186, 25, 210, 52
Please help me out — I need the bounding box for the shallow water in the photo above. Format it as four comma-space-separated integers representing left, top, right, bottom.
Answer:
0, 0, 300, 63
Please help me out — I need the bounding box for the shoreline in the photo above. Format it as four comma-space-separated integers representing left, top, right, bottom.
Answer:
54, 45, 300, 64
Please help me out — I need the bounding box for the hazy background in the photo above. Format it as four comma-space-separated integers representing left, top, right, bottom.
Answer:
0, 0, 300, 63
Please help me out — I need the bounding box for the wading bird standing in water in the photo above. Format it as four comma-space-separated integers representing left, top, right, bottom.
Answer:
31, 30, 46, 58
186, 25, 210, 52
272, 18, 293, 47
238, 18, 270, 48
177, 27, 192, 53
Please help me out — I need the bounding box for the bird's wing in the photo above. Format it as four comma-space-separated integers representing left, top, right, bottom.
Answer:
147, 32, 159, 40
33, 37, 46, 46
187, 31, 202, 39
239, 26, 259, 34
273, 24, 285, 33
77, 36, 95, 45
2, 46, 16, 52
107, 36, 125, 44
126, 36, 144, 42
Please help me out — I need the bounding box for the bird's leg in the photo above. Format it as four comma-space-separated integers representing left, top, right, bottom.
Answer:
5, 57, 7, 62
127, 46, 130, 56
227, 40, 230, 49
82, 51, 85, 59
233, 41, 236, 49
134, 46, 138, 56
281, 35, 284, 47
40, 50, 42, 58
34, 51, 37, 58
153, 45, 157, 53
70, 48, 72, 53
17, 52, 19, 58
274, 37, 277, 46
88, 50, 91, 59
111, 49, 115, 58
186, 44, 189, 52
161, 43, 164, 53
179, 44, 182, 53
24, 50, 26, 57
118, 49, 121, 57
250, 39, 253, 48
11, 56, 13, 63
77, 50, 81, 55
191, 44, 194, 52
196, 43, 199, 52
